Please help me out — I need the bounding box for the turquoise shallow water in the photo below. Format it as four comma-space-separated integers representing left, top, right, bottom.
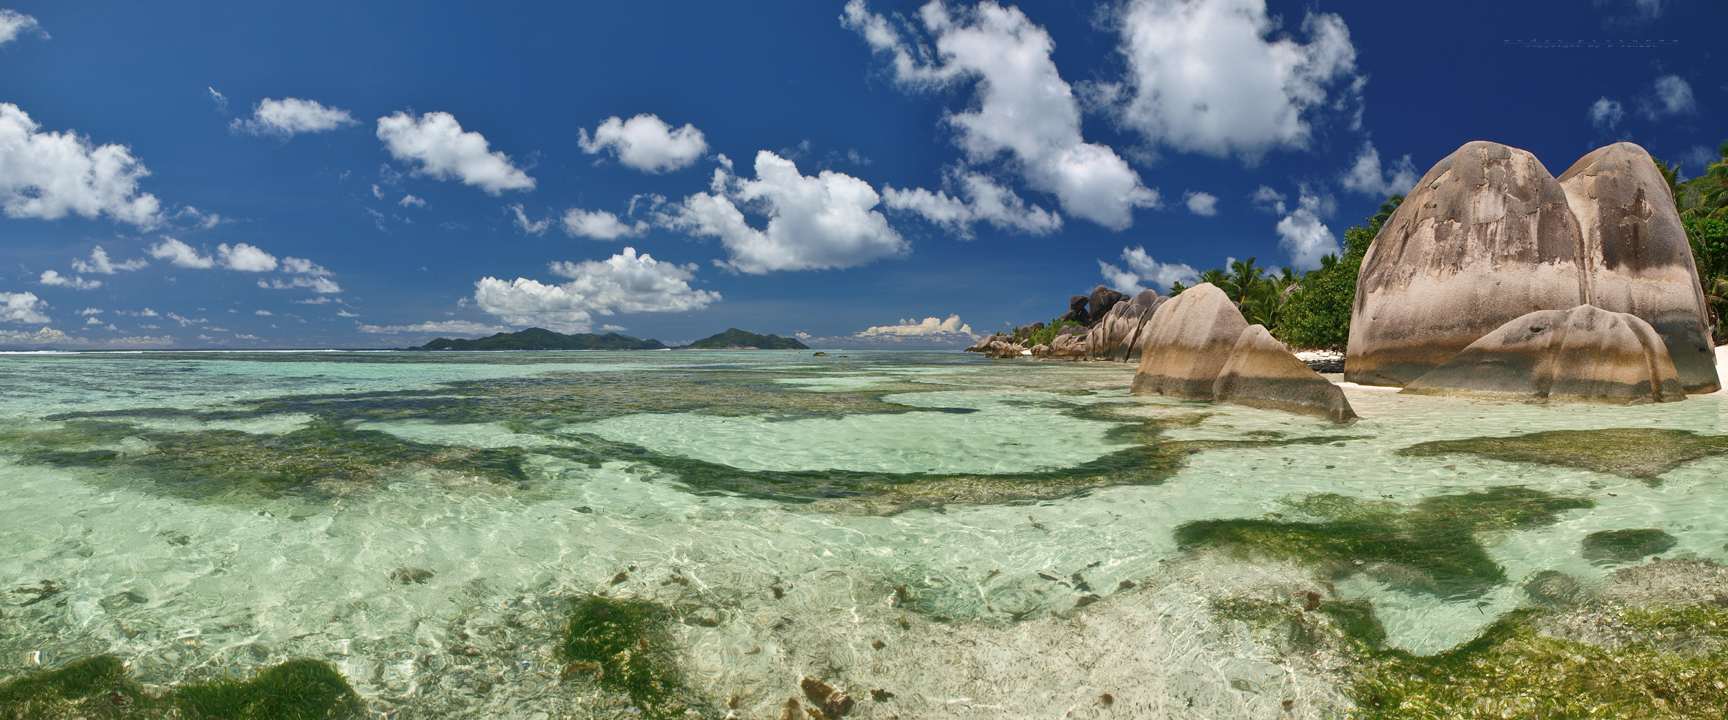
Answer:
1, 349, 1725, 718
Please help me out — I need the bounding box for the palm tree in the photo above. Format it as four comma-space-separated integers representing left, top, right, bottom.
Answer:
1227, 257, 1265, 302
1197, 268, 1237, 300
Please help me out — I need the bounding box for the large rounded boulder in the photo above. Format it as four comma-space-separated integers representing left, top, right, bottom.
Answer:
1347, 141, 1590, 387
1131, 283, 1248, 400
1558, 142, 1720, 393
1402, 304, 1684, 404
1213, 325, 1357, 422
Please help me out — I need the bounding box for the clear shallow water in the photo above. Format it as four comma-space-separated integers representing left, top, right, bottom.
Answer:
0, 349, 1724, 718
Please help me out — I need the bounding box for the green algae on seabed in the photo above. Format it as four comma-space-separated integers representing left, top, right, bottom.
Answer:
1174, 488, 1595, 598
0, 655, 363, 720
1349, 605, 1728, 719
557, 595, 699, 719
1398, 428, 1728, 480
0, 418, 531, 502
1581, 528, 1678, 563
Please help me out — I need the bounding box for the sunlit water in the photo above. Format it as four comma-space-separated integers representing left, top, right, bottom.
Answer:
1, 349, 1724, 718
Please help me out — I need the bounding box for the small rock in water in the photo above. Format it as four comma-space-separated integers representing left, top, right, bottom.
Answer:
1303, 591, 1322, 611
871, 688, 894, 702
773, 616, 794, 630
574, 506, 593, 514
896, 616, 910, 630
801, 676, 855, 717
1117, 580, 1136, 591
870, 640, 885, 650
1099, 692, 1114, 706
100, 590, 149, 611
1283, 698, 1295, 710
610, 571, 629, 585
771, 585, 785, 599
389, 567, 435, 584
1075, 594, 1101, 608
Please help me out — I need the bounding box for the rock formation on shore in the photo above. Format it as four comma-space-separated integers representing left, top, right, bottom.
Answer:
1402, 305, 1685, 404
1347, 140, 1720, 394
1346, 141, 1591, 387
1131, 284, 1248, 400
1087, 290, 1166, 361
1558, 143, 1719, 392
1213, 325, 1358, 422
1131, 283, 1355, 420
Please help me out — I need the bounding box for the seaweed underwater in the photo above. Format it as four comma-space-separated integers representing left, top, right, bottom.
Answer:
5, 352, 1728, 718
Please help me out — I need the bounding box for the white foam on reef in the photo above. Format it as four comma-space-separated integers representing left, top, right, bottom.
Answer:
3, 350, 1728, 717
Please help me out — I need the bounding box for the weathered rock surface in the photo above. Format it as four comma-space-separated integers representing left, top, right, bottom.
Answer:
965, 336, 1029, 358
1347, 141, 1591, 387
1087, 290, 1166, 361
1030, 343, 1052, 356
1402, 304, 1684, 403
1059, 295, 1091, 325
1087, 285, 1128, 327
1213, 325, 1357, 422
1131, 283, 1249, 400
1558, 142, 1720, 393
1050, 333, 1087, 357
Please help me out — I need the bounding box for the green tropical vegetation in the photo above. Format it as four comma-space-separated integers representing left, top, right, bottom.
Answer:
1664, 140, 1728, 342
0, 655, 365, 720
682, 327, 809, 350
1166, 195, 1403, 351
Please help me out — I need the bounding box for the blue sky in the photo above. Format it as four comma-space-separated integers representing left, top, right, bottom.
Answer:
1, 0, 1722, 349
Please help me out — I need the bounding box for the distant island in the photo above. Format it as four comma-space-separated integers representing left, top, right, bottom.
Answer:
413, 328, 666, 351
683, 328, 808, 350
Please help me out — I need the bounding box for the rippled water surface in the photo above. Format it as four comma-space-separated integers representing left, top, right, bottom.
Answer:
2, 349, 1725, 718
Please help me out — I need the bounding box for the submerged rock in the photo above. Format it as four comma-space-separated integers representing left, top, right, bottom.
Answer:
1347, 141, 1590, 387
1212, 325, 1357, 422
1581, 529, 1676, 564
1396, 427, 1728, 479
1401, 304, 1684, 404
1132, 283, 1248, 400
1558, 142, 1720, 393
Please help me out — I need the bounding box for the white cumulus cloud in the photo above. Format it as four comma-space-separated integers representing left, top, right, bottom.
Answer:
668, 150, 906, 274
357, 320, 510, 335
1589, 97, 1625, 131
376, 111, 535, 195
0, 9, 45, 46
1, 291, 51, 323
1275, 190, 1339, 270
1106, 0, 1359, 160
399, 194, 425, 208
1339, 141, 1417, 198
0, 103, 162, 227
1098, 245, 1197, 294
1640, 75, 1695, 121
473, 247, 720, 333
39, 270, 101, 290
1182, 191, 1218, 216
578, 114, 708, 173
217, 243, 278, 272
882, 170, 1061, 237
843, 0, 1158, 230
72, 246, 148, 274
857, 315, 975, 338
230, 98, 356, 137
562, 208, 647, 240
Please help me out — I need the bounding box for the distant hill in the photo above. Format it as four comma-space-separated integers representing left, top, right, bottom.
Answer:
682, 328, 808, 350
414, 328, 666, 350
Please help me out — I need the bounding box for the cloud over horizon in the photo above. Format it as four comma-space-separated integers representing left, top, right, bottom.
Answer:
472, 247, 720, 333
